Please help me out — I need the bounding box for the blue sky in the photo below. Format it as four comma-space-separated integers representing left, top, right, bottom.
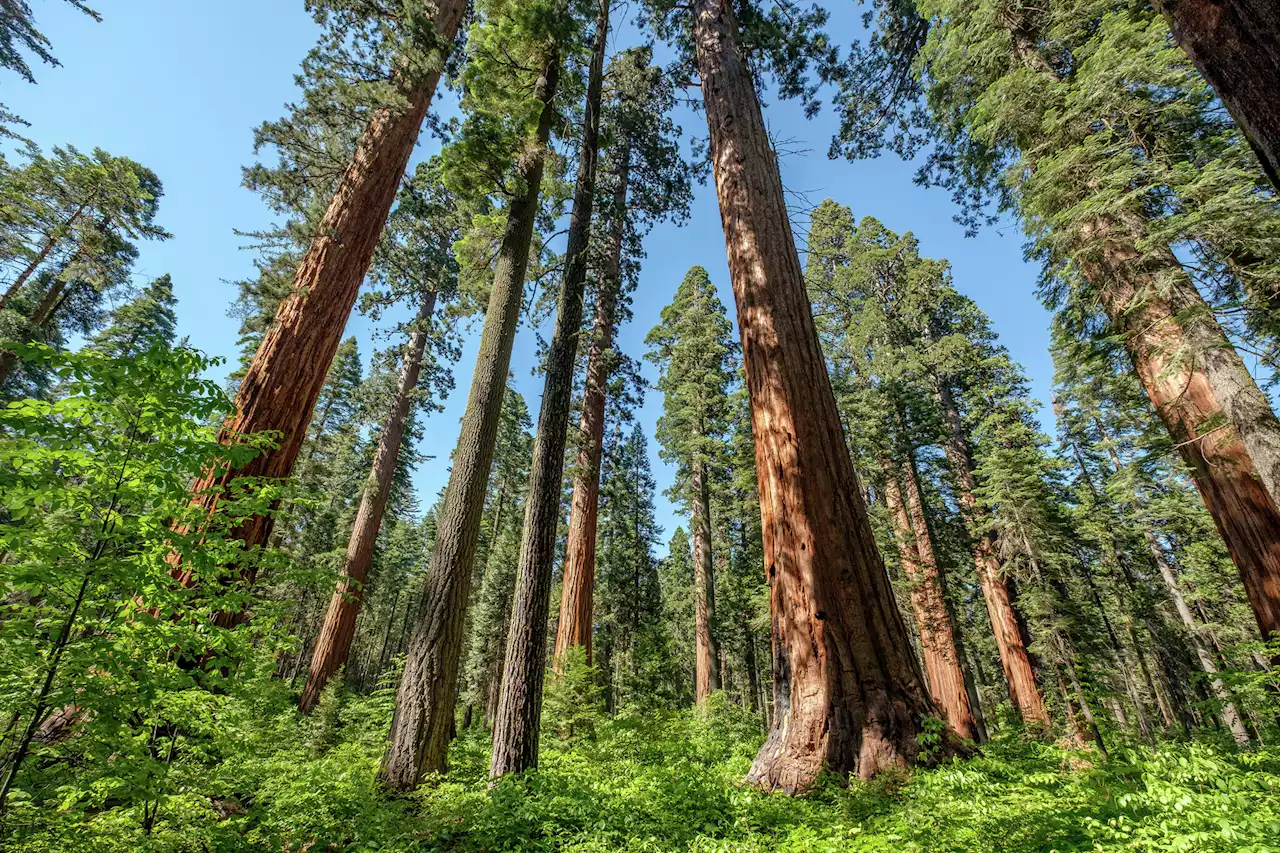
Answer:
6, 1, 1054, 556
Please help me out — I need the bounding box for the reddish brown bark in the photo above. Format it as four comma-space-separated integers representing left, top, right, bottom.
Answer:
553, 145, 632, 670
889, 458, 981, 742
1080, 218, 1280, 640
299, 291, 436, 713
1152, 0, 1280, 192
691, 458, 722, 704
379, 52, 561, 794
694, 0, 941, 792
169, 1, 465, 581
490, 3, 609, 779
933, 382, 1051, 728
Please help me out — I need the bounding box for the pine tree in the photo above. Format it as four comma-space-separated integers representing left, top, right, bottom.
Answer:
83, 274, 178, 359
647, 266, 735, 706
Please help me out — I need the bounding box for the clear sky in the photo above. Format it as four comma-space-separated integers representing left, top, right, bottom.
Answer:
5, 1, 1055, 556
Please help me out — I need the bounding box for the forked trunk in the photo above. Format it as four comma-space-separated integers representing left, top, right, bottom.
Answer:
1079, 216, 1280, 640
933, 381, 1051, 728
691, 459, 722, 704
299, 291, 436, 713
554, 145, 632, 670
694, 0, 941, 791
379, 55, 560, 793
490, 4, 608, 778
890, 457, 981, 742
1151, 0, 1280, 193
169, 0, 466, 578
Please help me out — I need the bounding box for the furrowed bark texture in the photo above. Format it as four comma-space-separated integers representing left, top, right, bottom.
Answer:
491, 3, 609, 777
1080, 218, 1280, 640
1152, 0, 1280, 193
893, 458, 980, 742
554, 145, 632, 669
694, 0, 939, 792
691, 459, 722, 703
300, 291, 436, 713
934, 382, 1051, 728
170, 0, 466, 572
379, 57, 559, 793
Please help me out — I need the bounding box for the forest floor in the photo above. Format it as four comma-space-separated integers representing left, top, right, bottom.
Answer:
10, 683, 1280, 853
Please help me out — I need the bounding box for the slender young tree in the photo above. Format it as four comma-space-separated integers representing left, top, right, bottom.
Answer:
555, 47, 690, 667
172, 0, 467, 565
646, 266, 735, 706
380, 0, 566, 791
489, 0, 611, 781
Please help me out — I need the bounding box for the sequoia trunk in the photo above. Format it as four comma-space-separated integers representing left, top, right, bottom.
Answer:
490, 1, 608, 779
933, 381, 1051, 728
170, 0, 466, 571
1080, 218, 1280, 640
378, 55, 559, 793
553, 145, 632, 669
694, 0, 941, 791
299, 291, 436, 713
894, 457, 981, 742
1152, 0, 1280, 193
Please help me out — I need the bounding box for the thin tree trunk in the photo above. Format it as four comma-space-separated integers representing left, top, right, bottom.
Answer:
300, 291, 436, 712
884, 460, 980, 742
490, 4, 608, 778
0, 273, 71, 385
1151, 0, 1280, 193
933, 381, 1051, 727
690, 458, 722, 704
554, 142, 631, 670
694, 0, 943, 791
169, 1, 466, 581
0, 198, 93, 312
378, 51, 559, 794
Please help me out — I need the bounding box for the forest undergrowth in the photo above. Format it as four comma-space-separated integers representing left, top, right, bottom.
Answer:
9, 679, 1279, 853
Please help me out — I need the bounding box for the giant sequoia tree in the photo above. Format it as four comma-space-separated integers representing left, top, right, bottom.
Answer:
174, 0, 466, 566
648, 0, 945, 790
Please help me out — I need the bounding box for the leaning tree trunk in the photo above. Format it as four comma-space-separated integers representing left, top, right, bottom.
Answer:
553, 142, 632, 670
933, 381, 1051, 728
1152, 0, 1280, 193
1079, 218, 1280, 640
169, 0, 466, 580
0, 271, 72, 386
892, 456, 981, 742
690, 458, 722, 704
378, 56, 560, 794
299, 291, 436, 713
490, 3, 608, 779
693, 0, 942, 792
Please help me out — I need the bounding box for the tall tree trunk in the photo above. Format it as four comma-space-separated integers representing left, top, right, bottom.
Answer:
300, 291, 436, 713
1151, 0, 1280, 193
169, 1, 466, 578
933, 381, 1051, 727
693, 0, 942, 791
379, 56, 559, 794
883, 460, 980, 742
490, 5, 608, 778
689, 458, 722, 704
554, 143, 632, 670
0, 198, 94, 312
0, 272, 71, 386
1079, 220, 1280, 640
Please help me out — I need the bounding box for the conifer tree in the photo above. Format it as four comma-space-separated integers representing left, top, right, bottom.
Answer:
381, 0, 568, 791
647, 266, 735, 706
82, 274, 177, 359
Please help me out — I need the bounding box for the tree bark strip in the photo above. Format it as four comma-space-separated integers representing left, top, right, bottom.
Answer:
554, 143, 632, 669
690, 458, 722, 704
694, 0, 942, 791
378, 54, 560, 793
1152, 0, 1280, 192
169, 0, 466, 576
490, 1, 609, 779
299, 290, 436, 713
